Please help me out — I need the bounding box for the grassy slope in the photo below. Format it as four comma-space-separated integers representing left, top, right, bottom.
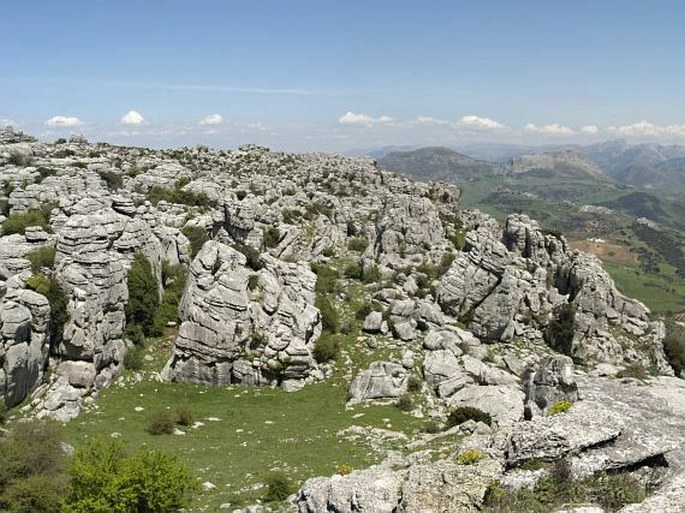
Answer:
64, 296, 424, 511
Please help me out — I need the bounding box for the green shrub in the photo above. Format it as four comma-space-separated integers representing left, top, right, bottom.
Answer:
0, 401, 7, 425
592, 473, 647, 511
263, 226, 281, 248
25, 246, 56, 273
396, 394, 413, 412
7, 152, 32, 167
616, 363, 649, 380
234, 242, 263, 271
546, 303, 576, 356
663, 321, 685, 376
2, 209, 52, 235
146, 184, 214, 208
311, 263, 339, 294
34, 167, 58, 183
153, 261, 187, 333
446, 406, 492, 428
315, 296, 339, 334
407, 375, 422, 393
549, 400, 573, 416
312, 334, 341, 363
248, 274, 259, 291
343, 262, 362, 280
457, 448, 486, 465
337, 464, 354, 476
175, 405, 194, 426
25, 273, 69, 344
347, 237, 369, 252
0, 420, 67, 512
124, 323, 145, 346
322, 246, 336, 257
262, 470, 293, 502
421, 420, 442, 434
181, 225, 209, 258
148, 410, 175, 435
125, 252, 160, 337
98, 170, 123, 190
64, 439, 198, 512
124, 346, 145, 371
361, 264, 382, 284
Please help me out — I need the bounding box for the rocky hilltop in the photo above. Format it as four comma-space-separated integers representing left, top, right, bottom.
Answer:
1, 127, 684, 511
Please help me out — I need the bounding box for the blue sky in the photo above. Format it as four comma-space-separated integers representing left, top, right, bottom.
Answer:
3, 0, 685, 151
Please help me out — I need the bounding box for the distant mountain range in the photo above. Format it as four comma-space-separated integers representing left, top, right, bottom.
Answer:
375, 140, 685, 192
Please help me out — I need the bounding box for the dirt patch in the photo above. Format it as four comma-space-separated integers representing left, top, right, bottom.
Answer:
570, 240, 638, 265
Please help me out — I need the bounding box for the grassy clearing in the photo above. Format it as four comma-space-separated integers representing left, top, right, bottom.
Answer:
64, 329, 423, 511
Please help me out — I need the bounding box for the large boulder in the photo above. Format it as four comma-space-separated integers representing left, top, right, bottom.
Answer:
163, 241, 322, 387
347, 361, 409, 405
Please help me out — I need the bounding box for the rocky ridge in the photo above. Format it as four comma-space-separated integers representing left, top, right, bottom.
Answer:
0, 127, 683, 511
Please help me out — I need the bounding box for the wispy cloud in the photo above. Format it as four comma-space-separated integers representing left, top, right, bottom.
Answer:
198, 114, 224, 125
411, 116, 451, 127
45, 115, 83, 127
524, 123, 575, 136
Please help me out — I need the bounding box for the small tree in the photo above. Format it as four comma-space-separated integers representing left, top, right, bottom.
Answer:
546, 303, 576, 356
125, 252, 160, 337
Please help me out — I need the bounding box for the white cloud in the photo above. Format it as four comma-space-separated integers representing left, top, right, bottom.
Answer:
523, 123, 575, 136
338, 111, 393, 127
581, 125, 600, 135
120, 110, 146, 125
0, 118, 16, 127
198, 114, 224, 126
605, 120, 685, 140
45, 115, 83, 127
412, 116, 450, 126
457, 115, 506, 131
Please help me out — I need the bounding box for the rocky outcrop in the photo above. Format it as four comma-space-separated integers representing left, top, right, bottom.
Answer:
523, 355, 578, 418
347, 361, 409, 404
163, 241, 322, 388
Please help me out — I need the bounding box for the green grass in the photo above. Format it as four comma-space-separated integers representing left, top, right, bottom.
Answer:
603, 261, 685, 314
63, 333, 422, 511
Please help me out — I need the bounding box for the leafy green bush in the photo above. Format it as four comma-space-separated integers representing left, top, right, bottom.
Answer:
546, 303, 576, 356
549, 400, 573, 415
0, 420, 67, 512
663, 321, 685, 376
7, 152, 33, 167
153, 261, 187, 333
25, 273, 69, 344
125, 252, 160, 337
2, 209, 52, 235
123, 345, 145, 371
263, 226, 281, 248
34, 167, 58, 183
396, 394, 413, 412
311, 263, 339, 294
337, 464, 354, 476
98, 170, 123, 190
64, 438, 198, 512
457, 448, 486, 465
234, 242, 263, 271
347, 237, 369, 252
312, 334, 341, 363
25, 246, 56, 273
315, 296, 339, 333
343, 262, 362, 280
146, 183, 214, 208
148, 411, 175, 435
262, 470, 293, 502
421, 420, 442, 434
175, 405, 194, 426
446, 406, 492, 428
181, 225, 209, 258
407, 375, 422, 393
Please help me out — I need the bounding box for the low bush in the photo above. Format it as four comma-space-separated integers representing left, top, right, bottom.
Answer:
549, 400, 573, 416
663, 321, 685, 376
234, 242, 263, 271
312, 334, 341, 363
315, 296, 339, 333
2, 208, 52, 235
97, 170, 123, 190
446, 406, 492, 428
262, 470, 293, 502
175, 405, 194, 426
125, 252, 160, 337
337, 464, 354, 476
407, 375, 422, 393
347, 237, 369, 252
546, 303, 576, 356
148, 410, 175, 435
25, 246, 56, 273
396, 394, 413, 412
263, 226, 281, 248
123, 346, 145, 371
311, 263, 339, 293
26, 273, 69, 344
421, 420, 442, 434
182, 225, 209, 258
457, 448, 486, 465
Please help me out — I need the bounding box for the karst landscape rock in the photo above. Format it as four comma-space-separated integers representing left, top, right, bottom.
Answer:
1, 126, 684, 512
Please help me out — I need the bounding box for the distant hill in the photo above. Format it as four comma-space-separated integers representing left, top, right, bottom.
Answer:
377, 146, 504, 183
511, 148, 609, 179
